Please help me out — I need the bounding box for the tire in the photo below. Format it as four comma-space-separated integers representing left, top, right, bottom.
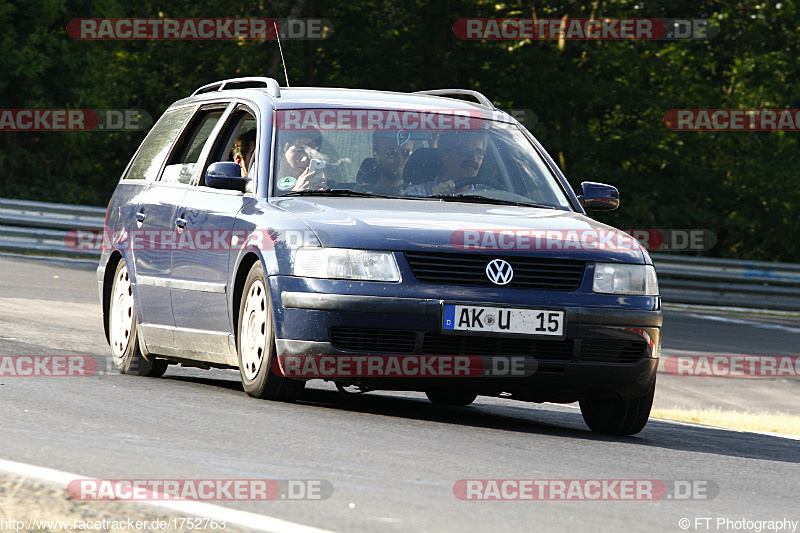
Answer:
579, 378, 656, 436
426, 389, 478, 406
236, 261, 304, 401
108, 259, 168, 377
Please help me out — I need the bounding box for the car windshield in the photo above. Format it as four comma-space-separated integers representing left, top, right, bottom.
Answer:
271, 108, 573, 209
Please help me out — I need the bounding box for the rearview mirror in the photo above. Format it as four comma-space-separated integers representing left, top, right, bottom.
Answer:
578, 182, 619, 211
205, 162, 250, 192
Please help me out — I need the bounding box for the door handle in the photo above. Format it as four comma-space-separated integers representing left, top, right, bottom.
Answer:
135, 212, 146, 223
175, 218, 187, 229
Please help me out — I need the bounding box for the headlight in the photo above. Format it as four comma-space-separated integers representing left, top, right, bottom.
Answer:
593, 263, 659, 296
294, 247, 400, 282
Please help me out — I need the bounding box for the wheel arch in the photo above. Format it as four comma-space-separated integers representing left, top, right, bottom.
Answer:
231, 251, 264, 344
101, 250, 125, 343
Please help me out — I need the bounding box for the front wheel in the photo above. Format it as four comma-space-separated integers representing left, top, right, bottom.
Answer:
237, 261, 304, 401
579, 378, 656, 436
108, 259, 168, 377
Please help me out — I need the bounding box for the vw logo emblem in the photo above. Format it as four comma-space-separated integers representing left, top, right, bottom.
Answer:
486, 259, 513, 285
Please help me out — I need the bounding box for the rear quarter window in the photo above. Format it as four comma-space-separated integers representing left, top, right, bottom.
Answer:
122, 107, 193, 181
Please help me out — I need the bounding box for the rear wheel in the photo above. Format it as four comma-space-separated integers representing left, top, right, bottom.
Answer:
579, 378, 655, 436
426, 389, 478, 406
108, 259, 168, 377
237, 261, 304, 401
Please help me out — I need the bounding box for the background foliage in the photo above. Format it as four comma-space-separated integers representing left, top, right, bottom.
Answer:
1, 0, 798, 261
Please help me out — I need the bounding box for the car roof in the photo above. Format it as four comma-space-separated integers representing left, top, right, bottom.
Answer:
272, 87, 488, 111
174, 85, 515, 123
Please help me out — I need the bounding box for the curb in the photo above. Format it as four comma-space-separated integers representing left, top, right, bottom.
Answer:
0, 458, 337, 533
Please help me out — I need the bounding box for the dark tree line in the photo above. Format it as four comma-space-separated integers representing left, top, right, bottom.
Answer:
1, 0, 798, 261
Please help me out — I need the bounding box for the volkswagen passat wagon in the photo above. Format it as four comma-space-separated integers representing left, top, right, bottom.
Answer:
98, 77, 661, 435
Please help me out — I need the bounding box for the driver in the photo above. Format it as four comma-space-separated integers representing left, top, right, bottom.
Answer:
403, 130, 487, 196
275, 128, 327, 192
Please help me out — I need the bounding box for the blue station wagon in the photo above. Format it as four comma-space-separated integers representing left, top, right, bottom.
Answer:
98, 77, 661, 435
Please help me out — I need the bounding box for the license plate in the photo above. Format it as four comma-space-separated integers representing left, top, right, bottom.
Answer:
442, 304, 565, 336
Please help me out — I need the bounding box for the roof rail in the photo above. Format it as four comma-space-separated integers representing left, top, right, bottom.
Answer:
413, 89, 494, 109
191, 77, 281, 98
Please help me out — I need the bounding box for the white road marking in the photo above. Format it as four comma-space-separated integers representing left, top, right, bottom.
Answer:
664, 303, 800, 318
688, 313, 800, 334
0, 458, 338, 533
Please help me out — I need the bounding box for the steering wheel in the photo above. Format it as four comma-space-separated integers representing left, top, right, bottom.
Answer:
453, 176, 504, 192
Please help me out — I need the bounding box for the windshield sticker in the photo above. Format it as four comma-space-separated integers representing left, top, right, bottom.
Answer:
277, 176, 297, 189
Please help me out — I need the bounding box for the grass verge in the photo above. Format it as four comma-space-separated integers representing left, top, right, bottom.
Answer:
651, 408, 800, 436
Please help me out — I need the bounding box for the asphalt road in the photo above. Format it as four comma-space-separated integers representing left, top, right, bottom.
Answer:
1, 253, 798, 532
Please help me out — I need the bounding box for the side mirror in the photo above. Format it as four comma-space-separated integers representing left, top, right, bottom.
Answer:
578, 181, 619, 211
205, 162, 250, 192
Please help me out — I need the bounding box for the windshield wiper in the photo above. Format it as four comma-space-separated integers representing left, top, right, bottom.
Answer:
426, 194, 557, 209
281, 189, 558, 208
281, 189, 397, 199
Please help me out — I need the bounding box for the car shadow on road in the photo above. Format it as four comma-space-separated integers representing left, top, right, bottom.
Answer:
163, 373, 799, 464
297, 387, 800, 464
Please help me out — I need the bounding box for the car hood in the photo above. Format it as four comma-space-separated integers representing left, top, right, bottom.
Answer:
271, 197, 646, 263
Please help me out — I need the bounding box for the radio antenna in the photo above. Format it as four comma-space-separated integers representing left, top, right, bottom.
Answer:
274, 20, 290, 87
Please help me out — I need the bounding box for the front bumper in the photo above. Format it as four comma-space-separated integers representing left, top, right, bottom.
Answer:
268, 276, 662, 402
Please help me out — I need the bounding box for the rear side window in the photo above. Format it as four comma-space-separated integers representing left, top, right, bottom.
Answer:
123, 107, 192, 181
